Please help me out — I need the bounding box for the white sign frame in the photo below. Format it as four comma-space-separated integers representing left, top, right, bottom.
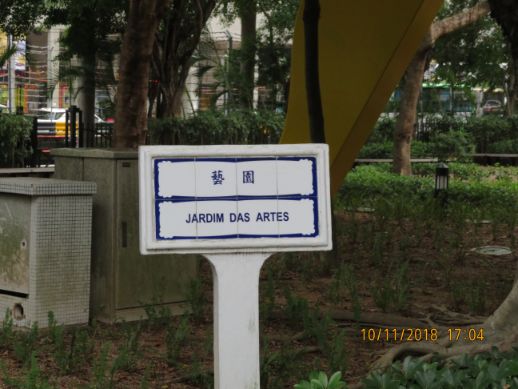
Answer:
139, 144, 332, 255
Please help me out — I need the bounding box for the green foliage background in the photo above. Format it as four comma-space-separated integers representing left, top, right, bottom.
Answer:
0, 114, 32, 167
148, 109, 284, 145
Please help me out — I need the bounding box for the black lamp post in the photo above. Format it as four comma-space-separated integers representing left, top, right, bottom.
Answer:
434, 162, 449, 197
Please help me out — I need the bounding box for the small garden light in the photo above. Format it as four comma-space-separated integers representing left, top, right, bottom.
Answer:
434, 162, 449, 195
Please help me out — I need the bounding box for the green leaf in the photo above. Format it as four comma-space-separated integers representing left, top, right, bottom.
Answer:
310, 378, 325, 389
318, 371, 328, 386
474, 370, 489, 389
294, 381, 312, 389
415, 370, 438, 389
401, 356, 420, 381
501, 359, 518, 376
328, 371, 346, 389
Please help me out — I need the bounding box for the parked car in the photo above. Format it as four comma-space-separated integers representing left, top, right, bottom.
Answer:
36, 108, 67, 134
36, 107, 67, 120
35, 107, 106, 154
37, 108, 104, 125
482, 100, 503, 115
37, 107, 105, 134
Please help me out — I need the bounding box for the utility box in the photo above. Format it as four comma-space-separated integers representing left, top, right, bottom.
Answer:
52, 149, 199, 322
0, 178, 96, 328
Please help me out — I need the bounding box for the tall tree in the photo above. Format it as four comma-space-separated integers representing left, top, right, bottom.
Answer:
238, 0, 257, 108
152, 0, 217, 118
47, 0, 125, 139
430, 13, 507, 121
1, 0, 124, 134
216, 0, 259, 108
113, 0, 169, 148
215, 0, 298, 109
0, 1, 45, 38
433, 8, 507, 94
488, 0, 518, 115
256, 0, 298, 109
392, 0, 490, 176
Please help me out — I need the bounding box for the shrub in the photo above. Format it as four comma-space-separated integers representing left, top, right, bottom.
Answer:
465, 116, 517, 152
429, 130, 475, 161
0, 114, 32, 167
486, 139, 518, 154
294, 371, 348, 389
410, 141, 436, 158
368, 117, 395, 143
416, 114, 468, 141
358, 142, 392, 158
358, 141, 436, 159
368, 115, 518, 154
339, 164, 518, 219
412, 162, 486, 181
363, 350, 518, 389
148, 109, 284, 145
294, 349, 518, 389
340, 165, 433, 207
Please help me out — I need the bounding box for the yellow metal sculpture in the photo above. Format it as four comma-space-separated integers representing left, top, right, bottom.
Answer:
282, 1, 443, 195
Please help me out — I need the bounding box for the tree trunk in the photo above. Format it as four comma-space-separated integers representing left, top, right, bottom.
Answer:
483, 276, 518, 340
393, 1, 490, 175
148, 85, 158, 119
392, 49, 429, 175
152, 0, 216, 119
507, 45, 518, 116
158, 64, 192, 118
488, 0, 518, 116
113, 0, 169, 149
239, 1, 257, 108
162, 78, 188, 117
76, 54, 96, 146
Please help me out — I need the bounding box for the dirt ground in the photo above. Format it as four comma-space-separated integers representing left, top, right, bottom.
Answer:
1, 210, 517, 388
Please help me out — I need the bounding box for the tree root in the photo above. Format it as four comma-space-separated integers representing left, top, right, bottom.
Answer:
428, 304, 485, 326
270, 308, 447, 332
370, 339, 504, 371
371, 270, 518, 372
371, 324, 518, 371
326, 309, 435, 329
328, 306, 484, 329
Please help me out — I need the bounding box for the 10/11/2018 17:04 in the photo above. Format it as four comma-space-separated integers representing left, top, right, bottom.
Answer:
360, 327, 485, 342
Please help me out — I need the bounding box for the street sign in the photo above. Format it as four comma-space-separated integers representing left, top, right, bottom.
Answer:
139, 144, 332, 254
139, 144, 332, 389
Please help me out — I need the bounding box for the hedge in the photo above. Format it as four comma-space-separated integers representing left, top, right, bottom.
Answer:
338, 164, 518, 219
148, 110, 284, 145
365, 115, 518, 156
0, 114, 32, 168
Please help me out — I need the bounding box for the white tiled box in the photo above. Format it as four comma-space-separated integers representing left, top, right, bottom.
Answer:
0, 178, 96, 328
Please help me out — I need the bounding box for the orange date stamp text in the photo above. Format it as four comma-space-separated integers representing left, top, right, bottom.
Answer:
360, 327, 485, 342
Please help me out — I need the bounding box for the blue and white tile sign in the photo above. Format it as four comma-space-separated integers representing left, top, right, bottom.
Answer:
139, 145, 332, 254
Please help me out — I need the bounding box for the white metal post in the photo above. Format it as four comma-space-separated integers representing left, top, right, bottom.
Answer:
204, 253, 270, 389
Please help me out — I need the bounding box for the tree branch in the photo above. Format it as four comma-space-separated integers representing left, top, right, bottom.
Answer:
431, 1, 490, 44
194, 0, 204, 32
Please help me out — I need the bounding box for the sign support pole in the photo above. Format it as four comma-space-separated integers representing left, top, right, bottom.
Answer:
204, 253, 270, 389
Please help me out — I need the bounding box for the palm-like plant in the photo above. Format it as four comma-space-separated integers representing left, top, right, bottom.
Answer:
0, 44, 17, 69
